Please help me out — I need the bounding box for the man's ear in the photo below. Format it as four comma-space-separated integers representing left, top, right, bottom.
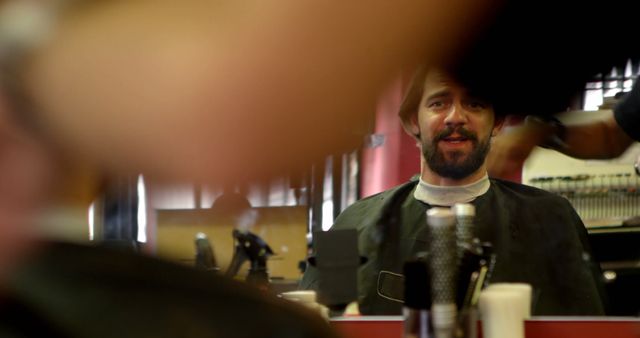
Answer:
491, 115, 506, 137
401, 111, 421, 140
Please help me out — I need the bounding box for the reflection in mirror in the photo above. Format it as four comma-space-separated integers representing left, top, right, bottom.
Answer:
300, 67, 640, 318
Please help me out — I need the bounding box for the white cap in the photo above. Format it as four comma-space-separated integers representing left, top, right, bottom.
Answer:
280, 290, 317, 303
485, 283, 532, 318
426, 207, 455, 227
453, 203, 475, 216
478, 288, 526, 338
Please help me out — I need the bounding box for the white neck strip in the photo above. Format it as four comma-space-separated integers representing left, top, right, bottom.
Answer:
413, 174, 490, 206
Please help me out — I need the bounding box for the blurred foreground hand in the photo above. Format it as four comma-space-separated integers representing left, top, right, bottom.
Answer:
20, 0, 495, 184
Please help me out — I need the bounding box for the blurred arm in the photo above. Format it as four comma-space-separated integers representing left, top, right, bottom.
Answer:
488, 113, 635, 179
559, 114, 634, 159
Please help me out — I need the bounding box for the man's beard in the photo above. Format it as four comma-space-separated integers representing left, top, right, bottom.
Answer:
422, 126, 491, 180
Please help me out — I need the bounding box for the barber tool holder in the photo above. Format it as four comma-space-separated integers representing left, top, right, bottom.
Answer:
454, 241, 495, 338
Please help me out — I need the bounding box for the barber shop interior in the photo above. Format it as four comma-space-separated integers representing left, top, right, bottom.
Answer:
1, 1, 640, 338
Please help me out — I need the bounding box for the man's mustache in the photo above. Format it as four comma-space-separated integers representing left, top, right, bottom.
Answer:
434, 126, 478, 142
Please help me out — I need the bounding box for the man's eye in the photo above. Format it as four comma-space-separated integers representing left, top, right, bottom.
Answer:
466, 101, 487, 110
428, 101, 445, 109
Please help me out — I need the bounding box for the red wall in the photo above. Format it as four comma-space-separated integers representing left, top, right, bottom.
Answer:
360, 77, 420, 197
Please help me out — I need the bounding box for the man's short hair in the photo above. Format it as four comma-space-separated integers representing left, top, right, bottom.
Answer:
398, 66, 505, 136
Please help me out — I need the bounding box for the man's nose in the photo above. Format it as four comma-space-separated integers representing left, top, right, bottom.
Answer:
443, 103, 468, 126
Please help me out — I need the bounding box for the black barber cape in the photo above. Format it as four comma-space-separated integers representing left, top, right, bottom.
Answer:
0, 241, 336, 338
301, 178, 606, 316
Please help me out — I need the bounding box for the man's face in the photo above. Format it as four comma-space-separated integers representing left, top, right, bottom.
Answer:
409, 71, 501, 180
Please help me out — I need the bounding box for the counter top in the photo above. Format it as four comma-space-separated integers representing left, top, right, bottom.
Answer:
331, 316, 640, 338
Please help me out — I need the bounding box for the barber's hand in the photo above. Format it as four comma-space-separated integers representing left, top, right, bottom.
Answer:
487, 124, 548, 180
